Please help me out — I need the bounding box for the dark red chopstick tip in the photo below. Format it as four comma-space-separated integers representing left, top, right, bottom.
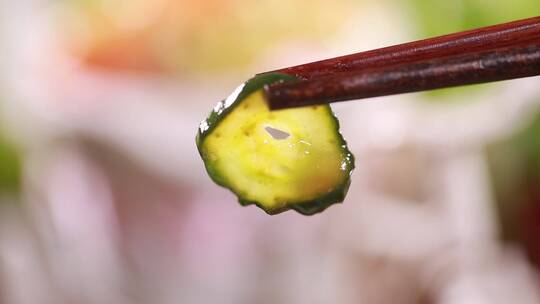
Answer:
266, 43, 540, 110
261, 16, 540, 110
263, 16, 540, 81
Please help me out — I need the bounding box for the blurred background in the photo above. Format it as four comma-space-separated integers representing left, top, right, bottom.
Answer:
0, 1, 540, 303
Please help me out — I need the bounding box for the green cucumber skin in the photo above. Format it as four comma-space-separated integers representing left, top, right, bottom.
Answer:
196, 73, 298, 146
196, 73, 355, 215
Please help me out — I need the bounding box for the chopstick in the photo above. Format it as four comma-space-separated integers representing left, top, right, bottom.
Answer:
263, 16, 540, 110
266, 43, 540, 109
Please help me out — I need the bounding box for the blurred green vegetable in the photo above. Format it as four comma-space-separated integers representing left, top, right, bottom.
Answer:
406, 0, 540, 38
404, 0, 540, 101
0, 132, 21, 194
487, 106, 540, 267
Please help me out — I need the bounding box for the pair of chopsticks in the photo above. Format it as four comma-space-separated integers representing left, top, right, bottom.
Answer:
263, 16, 540, 110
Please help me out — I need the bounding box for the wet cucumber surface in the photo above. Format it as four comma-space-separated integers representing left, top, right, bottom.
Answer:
196, 74, 354, 215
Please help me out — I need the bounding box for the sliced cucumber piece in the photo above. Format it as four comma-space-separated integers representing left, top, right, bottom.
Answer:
196, 74, 354, 215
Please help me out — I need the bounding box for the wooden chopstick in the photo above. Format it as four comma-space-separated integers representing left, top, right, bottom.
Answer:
263, 16, 540, 110
266, 43, 540, 109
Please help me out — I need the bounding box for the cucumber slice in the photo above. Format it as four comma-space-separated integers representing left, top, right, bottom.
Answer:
196, 73, 354, 215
